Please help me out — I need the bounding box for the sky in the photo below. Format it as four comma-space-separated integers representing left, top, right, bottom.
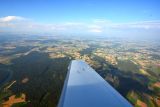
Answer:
0, 0, 160, 37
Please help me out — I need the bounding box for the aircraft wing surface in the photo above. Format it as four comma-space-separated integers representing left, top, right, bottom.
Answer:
58, 60, 132, 107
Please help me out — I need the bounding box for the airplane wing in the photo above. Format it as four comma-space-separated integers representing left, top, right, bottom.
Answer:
58, 60, 132, 107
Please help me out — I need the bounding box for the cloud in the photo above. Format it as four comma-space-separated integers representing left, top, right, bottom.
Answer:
88, 25, 103, 33
0, 16, 25, 22
92, 19, 111, 23
111, 21, 160, 29
0, 16, 160, 37
89, 29, 102, 33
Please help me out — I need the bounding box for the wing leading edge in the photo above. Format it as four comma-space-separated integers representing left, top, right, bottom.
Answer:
58, 60, 132, 107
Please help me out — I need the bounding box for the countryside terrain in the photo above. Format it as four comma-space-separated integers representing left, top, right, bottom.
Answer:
0, 34, 160, 107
